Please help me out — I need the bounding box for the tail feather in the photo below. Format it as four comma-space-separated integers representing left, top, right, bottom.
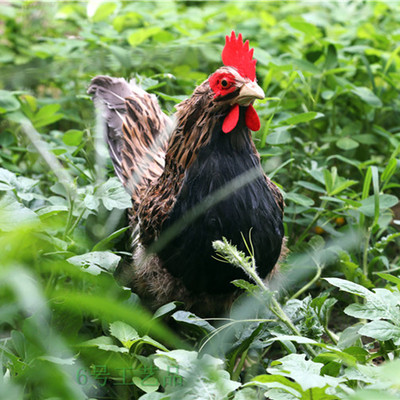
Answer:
88, 75, 172, 213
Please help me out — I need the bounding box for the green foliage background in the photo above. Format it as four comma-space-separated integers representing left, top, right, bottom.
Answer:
0, 1, 400, 399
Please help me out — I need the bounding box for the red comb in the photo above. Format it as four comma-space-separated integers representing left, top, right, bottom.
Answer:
222, 31, 257, 81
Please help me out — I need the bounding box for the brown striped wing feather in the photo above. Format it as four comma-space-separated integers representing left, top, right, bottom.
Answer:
88, 76, 172, 217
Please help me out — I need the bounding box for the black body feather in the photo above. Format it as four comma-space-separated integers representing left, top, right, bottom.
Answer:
158, 107, 284, 294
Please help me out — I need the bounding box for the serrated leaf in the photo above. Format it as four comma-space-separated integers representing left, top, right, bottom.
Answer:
344, 288, 400, 322
358, 320, 400, 343
267, 354, 341, 391
231, 279, 259, 293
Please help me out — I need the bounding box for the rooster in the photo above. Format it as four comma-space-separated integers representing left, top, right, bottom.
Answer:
88, 32, 285, 315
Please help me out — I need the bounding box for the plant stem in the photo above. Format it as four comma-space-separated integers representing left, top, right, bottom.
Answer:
297, 199, 328, 245
290, 265, 322, 301
243, 258, 317, 357
362, 227, 372, 277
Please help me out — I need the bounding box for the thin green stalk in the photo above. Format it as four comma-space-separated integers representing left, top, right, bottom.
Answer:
290, 264, 322, 301
213, 238, 318, 358
362, 227, 372, 278
297, 199, 328, 245
65, 206, 86, 237
231, 348, 249, 381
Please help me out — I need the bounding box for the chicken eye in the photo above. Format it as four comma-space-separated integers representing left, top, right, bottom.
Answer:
220, 78, 229, 88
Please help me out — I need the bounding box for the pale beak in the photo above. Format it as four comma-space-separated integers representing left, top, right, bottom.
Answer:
236, 81, 265, 105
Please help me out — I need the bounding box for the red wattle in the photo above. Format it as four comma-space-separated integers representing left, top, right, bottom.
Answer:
222, 104, 240, 133
245, 104, 260, 131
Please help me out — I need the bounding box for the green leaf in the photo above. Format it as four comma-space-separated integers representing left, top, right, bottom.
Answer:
336, 137, 359, 150
381, 158, 397, 183
282, 112, 322, 125
91, 226, 129, 251
94, 178, 132, 210
0, 90, 20, 113
358, 194, 398, 217
266, 127, 292, 145
109, 321, 140, 346
376, 273, 400, 286
63, 130, 84, 146
358, 320, 400, 343
325, 278, 372, 297
67, 251, 121, 275
344, 289, 400, 322
268, 354, 340, 391
91, 2, 116, 22
153, 302, 181, 320
32, 104, 63, 128
297, 181, 325, 193
0, 194, 39, 231
288, 19, 321, 37
292, 59, 321, 74
231, 279, 259, 293
285, 192, 314, 207
351, 87, 382, 107
128, 27, 163, 47
172, 311, 215, 336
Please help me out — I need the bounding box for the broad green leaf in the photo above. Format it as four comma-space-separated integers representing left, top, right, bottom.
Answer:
172, 311, 215, 336
282, 112, 322, 126
336, 137, 359, 150
91, 2, 116, 22
63, 129, 84, 146
153, 302, 181, 320
32, 104, 63, 128
109, 321, 140, 347
285, 192, 314, 207
297, 181, 325, 193
288, 19, 321, 37
0, 90, 20, 113
133, 376, 160, 393
0, 194, 39, 231
67, 251, 121, 275
351, 87, 382, 107
266, 128, 292, 145
325, 278, 372, 297
94, 178, 132, 210
358, 320, 400, 344
344, 289, 400, 322
292, 59, 320, 74
358, 194, 398, 217
268, 354, 341, 391
128, 27, 163, 47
